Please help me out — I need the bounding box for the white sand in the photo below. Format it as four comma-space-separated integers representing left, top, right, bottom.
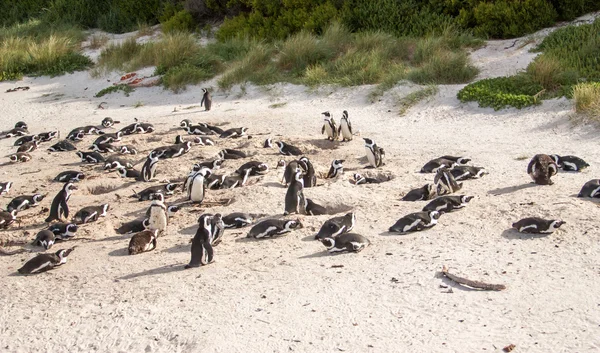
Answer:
1, 17, 600, 353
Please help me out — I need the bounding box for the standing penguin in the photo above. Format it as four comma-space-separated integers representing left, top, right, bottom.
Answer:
186, 168, 211, 203
141, 150, 161, 182
364, 138, 384, 168
18, 248, 75, 275
321, 111, 338, 141
186, 214, 217, 268
46, 181, 77, 223
298, 156, 316, 187
434, 169, 462, 195
338, 110, 353, 142
201, 88, 212, 111
284, 167, 306, 215
147, 193, 168, 236
326, 159, 345, 179
527, 154, 558, 185
128, 229, 158, 255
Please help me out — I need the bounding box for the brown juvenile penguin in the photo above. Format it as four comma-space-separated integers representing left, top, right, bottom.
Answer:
527, 154, 558, 185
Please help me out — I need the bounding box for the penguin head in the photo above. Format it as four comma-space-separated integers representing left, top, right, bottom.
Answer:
75, 151, 84, 159
202, 88, 208, 94
342, 110, 348, 119
101, 117, 113, 127
116, 167, 128, 177
101, 204, 110, 216
64, 182, 78, 192
429, 211, 441, 220
213, 159, 224, 169
299, 156, 310, 165
175, 135, 184, 144
353, 173, 364, 183
256, 163, 269, 173
550, 220, 566, 230
33, 194, 45, 203
461, 195, 474, 204
185, 141, 193, 149
66, 224, 78, 233
167, 205, 180, 216
166, 183, 179, 193
549, 154, 561, 166
75, 173, 85, 181
32, 134, 42, 141
2, 182, 12, 193
148, 150, 162, 160
548, 163, 558, 176
241, 127, 248, 134
56, 247, 75, 260
264, 138, 272, 148
276, 160, 286, 169
456, 157, 471, 165
321, 111, 330, 118
15, 121, 28, 130
8, 155, 18, 163
363, 138, 374, 147
332, 159, 344, 169
320, 237, 335, 249
9, 210, 18, 219
286, 219, 303, 230
119, 146, 129, 154
180, 119, 191, 128
315, 220, 344, 240
75, 132, 85, 140
275, 141, 284, 149
150, 193, 165, 203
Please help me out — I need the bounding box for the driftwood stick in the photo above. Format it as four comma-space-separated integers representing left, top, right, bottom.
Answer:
0, 248, 30, 256
441, 265, 506, 291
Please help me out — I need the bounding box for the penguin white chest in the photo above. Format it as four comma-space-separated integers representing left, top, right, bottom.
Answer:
189, 175, 205, 202
341, 122, 352, 139
324, 123, 333, 137
149, 206, 168, 234
365, 147, 376, 167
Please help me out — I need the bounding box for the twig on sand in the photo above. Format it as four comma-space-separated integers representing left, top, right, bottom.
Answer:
0, 248, 30, 256
504, 40, 518, 49
21, 169, 42, 175
440, 265, 506, 291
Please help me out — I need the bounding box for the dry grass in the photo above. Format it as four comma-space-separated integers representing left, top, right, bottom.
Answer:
88, 34, 109, 49
87, 184, 120, 195
573, 82, 600, 119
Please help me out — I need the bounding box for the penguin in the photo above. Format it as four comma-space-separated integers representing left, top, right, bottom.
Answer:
314, 212, 356, 240
67, 126, 99, 139
220, 127, 248, 138
2, 128, 28, 138
46, 181, 76, 223
183, 124, 215, 135
179, 119, 192, 128
450, 166, 488, 181
128, 229, 158, 255
363, 138, 384, 168
434, 169, 462, 195
117, 218, 149, 234
33, 230, 56, 250
93, 132, 122, 145
186, 168, 210, 203
276, 141, 303, 156
0, 210, 18, 229
54, 171, 85, 183
48, 140, 77, 152
321, 111, 338, 141
133, 183, 180, 201
161, 141, 193, 159
220, 170, 252, 189
36, 131, 59, 142
550, 154, 589, 172
206, 173, 226, 189
278, 160, 296, 185
402, 184, 437, 201
135, 123, 155, 134
89, 143, 118, 153
76, 151, 105, 164
305, 199, 327, 216
9, 152, 32, 163
222, 212, 255, 229
326, 159, 345, 179
512, 217, 565, 234
166, 205, 181, 218
7, 194, 45, 212
104, 156, 133, 171
147, 193, 168, 235
119, 123, 139, 135
101, 117, 120, 128
194, 159, 223, 171
194, 136, 216, 146
422, 195, 474, 213
0, 182, 13, 195
200, 88, 212, 111
15, 121, 28, 130
246, 219, 303, 239
48, 223, 78, 239
218, 148, 246, 160
72, 204, 109, 224
198, 123, 224, 135
420, 158, 456, 173
14, 135, 39, 146
264, 138, 273, 148
320, 233, 370, 254
440, 156, 471, 165
353, 173, 383, 185
67, 131, 85, 142
527, 154, 558, 185
389, 211, 440, 234
235, 161, 269, 176
116, 167, 141, 180
186, 214, 217, 268
284, 167, 306, 215
17, 140, 38, 153
119, 145, 138, 155
18, 247, 75, 275
338, 110, 353, 142
577, 179, 600, 198
140, 150, 161, 182
298, 157, 316, 187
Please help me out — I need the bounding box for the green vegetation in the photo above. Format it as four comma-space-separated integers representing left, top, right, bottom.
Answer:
573, 82, 600, 119
95, 84, 135, 97
397, 86, 439, 115
458, 18, 600, 110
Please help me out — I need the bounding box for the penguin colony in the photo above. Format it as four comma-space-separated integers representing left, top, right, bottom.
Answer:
0, 90, 592, 275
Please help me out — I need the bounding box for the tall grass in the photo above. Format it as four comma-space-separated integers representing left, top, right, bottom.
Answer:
573, 82, 600, 119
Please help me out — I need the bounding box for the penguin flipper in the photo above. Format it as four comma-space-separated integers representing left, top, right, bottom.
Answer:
201, 95, 205, 107
321, 125, 325, 135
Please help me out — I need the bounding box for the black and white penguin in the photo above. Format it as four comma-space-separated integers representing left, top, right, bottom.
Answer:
338, 110, 353, 142
218, 148, 246, 160
264, 138, 273, 148
402, 184, 437, 201
577, 179, 600, 198
422, 195, 474, 213
550, 154, 589, 172
67, 131, 85, 142
246, 219, 303, 239
72, 204, 109, 224
527, 154, 558, 185
183, 124, 215, 135
119, 123, 138, 135
326, 159, 345, 179
14, 135, 39, 146
186, 167, 210, 203
2, 128, 28, 138
284, 167, 306, 215
198, 122, 224, 135
185, 214, 218, 268
135, 123, 155, 134
363, 138, 384, 168
119, 145, 138, 155
45, 181, 76, 223
162, 141, 193, 159
76, 151, 105, 164
353, 173, 385, 185
278, 160, 296, 185
48, 223, 78, 239
33, 230, 56, 250
140, 150, 161, 182
321, 111, 338, 141
194, 159, 223, 171
276, 141, 303, 156
450, 166, 488, 181
314, 212, 356, 240
0, 182, 13, 195
147, 193, 168, 235
440, 156, 471, 165
67, 126, 98, 140
101, 117, 120, 128
36, 131, 59, 143
15, 121, 29, 130
116, 218, 149, 234
434, 169, 462, 195
222, 212, 255, 229
389, 211, 440, 234
305, 199, 327, 216
104, 156, 133, 171
298, 157, 316, 187
9, 152, 32, 163
235, 161, 269, 176
512, 217, 565, 234
54, 171, 85, 183
17, 140, 38, 153
220, 127, 248, 138
420, 158, 456, 173
194, 136, 216, 146
206, 173, 226, 189
90, 143, 118, 153
116, 167, 142, 180
93, 132, 122, 145
18, 247, 75, 275
7, 194, 45, 212
48, 140, 77, 152
320, 233, 370, 254
133, 183, 180, 201
128, 229, 158, 255
0, 210, 17, 229
220, 170, 252, 189
201, 88, 212, 111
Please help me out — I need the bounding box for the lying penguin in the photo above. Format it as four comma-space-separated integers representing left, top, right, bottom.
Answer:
246, 219, 303, 239
320, 233, 370, 254
512, 217, 565, 234
578, 179, 600, 198
527, 154, 557, 185
422, 195, 474, 213
314, 212, 356, 240
549, 154, 589, 172
18, 247, 75, 275
450, 166, 488, 181
128, 229, 158, 255
402, 184, 437, 201
388, 211, 440, 234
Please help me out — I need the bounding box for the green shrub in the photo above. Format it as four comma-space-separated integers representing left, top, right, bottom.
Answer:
408, 51, 479, 84
549, 0, 600, 21
95, 84, 135, 97
162, 10, 196, 33
457, 75, 544, 110
161, 63, 212, 92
